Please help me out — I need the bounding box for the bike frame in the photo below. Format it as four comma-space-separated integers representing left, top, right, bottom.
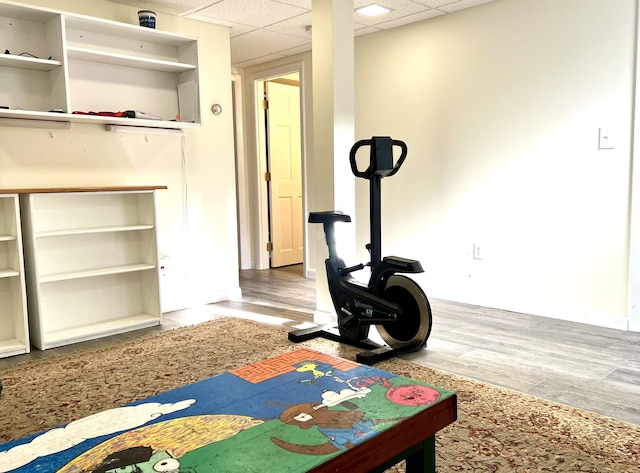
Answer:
291, 137, 431, 364
317, 137, 424, 327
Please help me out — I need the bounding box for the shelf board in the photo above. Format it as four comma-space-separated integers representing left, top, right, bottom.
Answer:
0, 268, 20, 278
0, 109, 71, 126
71, 114, 198, 128
0, 3, 60, 23
0, 54, 62, 71
0, 233, 17, 241
69, 114, 199, 128
36, 224, 154, 238
64, 14, 195, 47
40, 263, 156, 283
0, 110, 199, 129
0, 338, 28, 358
41, 313, 160, 349
67, 46, 196, 73
0, 186, 166, 194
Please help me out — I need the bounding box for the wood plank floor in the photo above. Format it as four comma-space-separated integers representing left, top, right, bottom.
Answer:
2, 265, 639, 426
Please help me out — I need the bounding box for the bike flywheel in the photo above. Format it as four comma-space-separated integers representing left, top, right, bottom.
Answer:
376, 275, 432, 352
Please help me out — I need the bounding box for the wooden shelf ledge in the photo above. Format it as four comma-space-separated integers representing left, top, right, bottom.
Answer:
0, 186, 167, 195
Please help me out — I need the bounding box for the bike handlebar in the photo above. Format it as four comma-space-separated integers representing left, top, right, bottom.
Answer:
349, 136, 408, 180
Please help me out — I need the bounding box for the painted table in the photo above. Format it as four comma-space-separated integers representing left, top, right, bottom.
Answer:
0, 348, 457, 473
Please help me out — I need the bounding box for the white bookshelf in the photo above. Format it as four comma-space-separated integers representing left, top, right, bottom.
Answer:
0, 194, 29, 358
0, 0, 201, 129
19, 187, 165, 350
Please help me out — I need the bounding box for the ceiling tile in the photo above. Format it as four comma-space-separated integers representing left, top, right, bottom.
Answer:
195, 0, 308, 28
439, 0, 496, 13
354, 25, 382, 37
186, 13, 256, 37
280, 42, 313, 56
375, 8, 444, 29
411, 0, 459, 8
272, 0, 312, 8
231, 28, 310, 62
266, 12, 313, 39
110, 0, 217, 16
235, 52, 287, 67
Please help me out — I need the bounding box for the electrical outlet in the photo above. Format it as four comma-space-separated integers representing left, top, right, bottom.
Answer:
473, 243, 482, 260
159, 254, 170, 277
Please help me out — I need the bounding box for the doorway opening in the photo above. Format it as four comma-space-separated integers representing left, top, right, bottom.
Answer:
254, 64, 306, 271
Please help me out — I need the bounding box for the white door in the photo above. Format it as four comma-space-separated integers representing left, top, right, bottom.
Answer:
266, 80, 303, 267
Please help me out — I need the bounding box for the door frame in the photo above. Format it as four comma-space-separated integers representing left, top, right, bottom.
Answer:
250, 61, 308, 271
628, 6, 640, 332
232, 73, 252, 270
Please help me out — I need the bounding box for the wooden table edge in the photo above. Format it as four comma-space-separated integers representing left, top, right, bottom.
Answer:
308, 392, 457, 473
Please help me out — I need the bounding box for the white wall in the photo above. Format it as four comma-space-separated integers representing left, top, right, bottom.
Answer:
0, 0, 239, 312
354, 0, 636, 328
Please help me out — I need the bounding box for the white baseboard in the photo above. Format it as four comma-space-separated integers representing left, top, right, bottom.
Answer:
162, 286, 242, 313
437, 292, 630, 332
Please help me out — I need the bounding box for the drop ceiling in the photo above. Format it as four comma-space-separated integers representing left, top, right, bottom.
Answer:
110, 0, 496, 67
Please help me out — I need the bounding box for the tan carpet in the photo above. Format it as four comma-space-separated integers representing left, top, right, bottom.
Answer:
1, 317, 638, 472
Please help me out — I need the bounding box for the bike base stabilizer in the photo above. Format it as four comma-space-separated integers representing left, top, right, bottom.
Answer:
288, 325, 400, 365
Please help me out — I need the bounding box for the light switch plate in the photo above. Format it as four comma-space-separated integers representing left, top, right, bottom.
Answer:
599, 127, 614, 149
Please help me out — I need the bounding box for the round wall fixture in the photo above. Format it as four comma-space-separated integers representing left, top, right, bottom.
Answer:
211, 104, 222, 115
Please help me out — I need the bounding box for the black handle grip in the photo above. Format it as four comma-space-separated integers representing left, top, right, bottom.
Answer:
349, 136, 408, 179
387, 139, 408, 177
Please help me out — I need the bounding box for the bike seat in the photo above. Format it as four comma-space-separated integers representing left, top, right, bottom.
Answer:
308, 211, 352, 224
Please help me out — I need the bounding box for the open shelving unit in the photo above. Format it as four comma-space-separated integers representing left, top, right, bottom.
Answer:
19, 187, 165, 350
0, 0, 201, 130
0, 193, 29, 358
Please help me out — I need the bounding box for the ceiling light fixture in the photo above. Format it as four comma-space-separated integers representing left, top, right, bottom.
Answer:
355, 3, 392, 17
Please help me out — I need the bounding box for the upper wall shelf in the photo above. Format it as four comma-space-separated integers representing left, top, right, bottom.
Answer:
0, 0, 201, 130
0, 108, 199, 129
63, 14, 194, 48
66, 47, 197, 73
0, 54, 62, 71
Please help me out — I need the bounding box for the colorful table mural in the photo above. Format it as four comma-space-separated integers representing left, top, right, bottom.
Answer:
0, 348, 456, 473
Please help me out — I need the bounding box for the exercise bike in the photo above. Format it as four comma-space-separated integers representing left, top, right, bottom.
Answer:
289, 136, 432, 364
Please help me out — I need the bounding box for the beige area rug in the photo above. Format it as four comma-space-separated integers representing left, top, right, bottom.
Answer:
1, 317, 639, 472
